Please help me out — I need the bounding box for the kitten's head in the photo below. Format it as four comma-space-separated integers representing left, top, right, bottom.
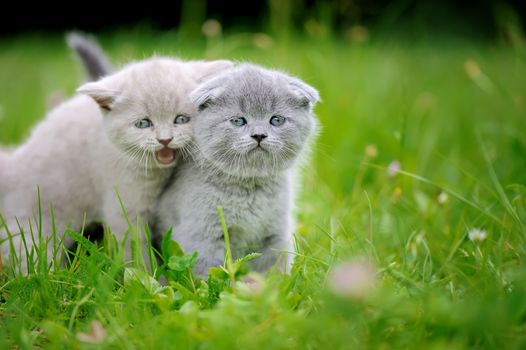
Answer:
190, 64, 320, 178
78, 57, 232, 169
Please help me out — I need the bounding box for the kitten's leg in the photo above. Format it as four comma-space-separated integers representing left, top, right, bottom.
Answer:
192, 240, 225, 278
103, 200, 130, 241
171, 229, 291, 277
102, 193, 154, 270
169, 225, 226, 278
250, 234, 295, 274
102, 195, 134, 261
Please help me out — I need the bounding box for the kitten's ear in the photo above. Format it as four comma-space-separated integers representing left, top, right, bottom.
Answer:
189, 60, 234, 82
190, 76, 227, 111
187, 61, 232, 110
77, 81, 120, 111
288, 78, 320, 109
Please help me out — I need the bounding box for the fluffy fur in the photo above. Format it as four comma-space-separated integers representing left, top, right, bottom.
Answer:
0, 148, 9, 202
0, 57, 231, 268
67, 32, 113, 80
155, 64, 319, 276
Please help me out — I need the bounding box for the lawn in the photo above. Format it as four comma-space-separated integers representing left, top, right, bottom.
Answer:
0, 28, 525, 349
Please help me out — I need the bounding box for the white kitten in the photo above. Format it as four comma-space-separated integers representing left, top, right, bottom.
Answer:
0, 57, 231, 269
155, 64, 319, 276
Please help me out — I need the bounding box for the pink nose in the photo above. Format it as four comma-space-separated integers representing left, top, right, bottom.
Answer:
158, 138, 173, 146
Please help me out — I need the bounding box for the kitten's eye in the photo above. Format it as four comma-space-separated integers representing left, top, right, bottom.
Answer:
270, 115, 286, 126
230, 117, 247, 127
135, 118, 153, 129
174, 115, 190, 124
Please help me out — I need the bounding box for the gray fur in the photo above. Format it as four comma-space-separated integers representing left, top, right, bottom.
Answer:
67, 32, 113, 80
156, 64, 319, 276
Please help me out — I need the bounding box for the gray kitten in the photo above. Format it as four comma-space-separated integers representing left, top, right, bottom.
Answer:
155, 64, 319, 276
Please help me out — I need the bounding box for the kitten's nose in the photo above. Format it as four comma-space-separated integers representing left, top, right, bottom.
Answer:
158, 138, 173, 146
251, 134, 267, 144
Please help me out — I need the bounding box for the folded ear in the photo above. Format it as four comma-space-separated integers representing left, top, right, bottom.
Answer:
189, 60, 234, 82
288, 78, 320, 108
190, 75, 228, 111
77, 81, 120, 111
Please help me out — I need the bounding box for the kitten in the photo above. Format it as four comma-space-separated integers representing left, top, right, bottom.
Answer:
155, 64, 319, 276
0, 57, 231, 269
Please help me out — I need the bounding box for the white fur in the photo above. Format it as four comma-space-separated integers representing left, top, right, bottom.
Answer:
0, 57, 232, 269
0, 148, 10, 204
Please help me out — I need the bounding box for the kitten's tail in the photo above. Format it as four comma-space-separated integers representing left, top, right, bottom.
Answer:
66, 32, 113, 81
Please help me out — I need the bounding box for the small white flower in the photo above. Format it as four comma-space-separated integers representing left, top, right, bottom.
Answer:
468, 228, 487, 242
387, 161, 401, 178
437, 191, 448, 204
328, 260, 377, 299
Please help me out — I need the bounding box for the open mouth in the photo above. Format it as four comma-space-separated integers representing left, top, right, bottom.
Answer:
155, 147, 177, 165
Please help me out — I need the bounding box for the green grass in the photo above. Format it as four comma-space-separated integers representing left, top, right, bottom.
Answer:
1, 28, 526, 349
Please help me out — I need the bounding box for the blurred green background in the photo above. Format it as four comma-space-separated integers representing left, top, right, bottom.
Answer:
1, 1, 525, 202
1, 0, 526, 348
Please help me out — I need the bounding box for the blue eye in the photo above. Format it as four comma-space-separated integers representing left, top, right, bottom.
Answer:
270, 115, 286, 126
135, 118, 153, 129
174, 115, 190, 124
230, 117, 247, 127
